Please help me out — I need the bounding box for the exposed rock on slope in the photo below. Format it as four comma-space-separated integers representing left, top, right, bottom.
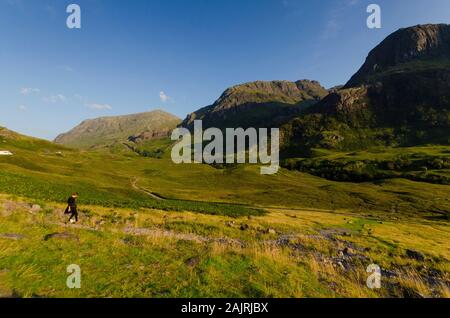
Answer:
346, 24, 450, 87
282, 24, 450, 155
181, 80, 328, 130
54, 110, 181, 149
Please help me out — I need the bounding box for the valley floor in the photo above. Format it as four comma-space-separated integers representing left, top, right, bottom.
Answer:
0, 194, 448, 298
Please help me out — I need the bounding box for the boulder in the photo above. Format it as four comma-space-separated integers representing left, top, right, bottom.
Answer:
406, 249, 425, 261
30, 204, 41, 213
44, 232, 79, 241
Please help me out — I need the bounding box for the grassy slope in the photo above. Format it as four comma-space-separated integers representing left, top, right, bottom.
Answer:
0, 128, 449, 297
53, 111, 181, 149
1, 129, 450, 219
0, 129, 262, 217
0, 195, 448, 298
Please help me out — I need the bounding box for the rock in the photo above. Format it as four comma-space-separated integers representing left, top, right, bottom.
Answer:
185, 256, 200, 268
240, 224, 249, 231
336, 261, 346, 270
30, 204, 41, 213
44, 232, 79, 241
406, 249, 425, 261
347, 24, 450, 87
226, 221, 236, 227
181, 80, 328, 131
0, 288, 19, 298
343, 247, 355, 256
267, 228, 277, 235
381, 269, 398, 278
0, 233, 25, 240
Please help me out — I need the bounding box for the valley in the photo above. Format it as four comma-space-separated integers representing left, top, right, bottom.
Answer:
1, 23, 449, 298
0, 125, 449, 298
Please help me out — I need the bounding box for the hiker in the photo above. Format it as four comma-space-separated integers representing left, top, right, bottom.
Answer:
65, 192, 79, 224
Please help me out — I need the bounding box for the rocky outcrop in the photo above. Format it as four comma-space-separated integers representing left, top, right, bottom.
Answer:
346, 24, 450, 87
128, 129, 174, 143
282, 24, 450, 155
181, 80, 328, 130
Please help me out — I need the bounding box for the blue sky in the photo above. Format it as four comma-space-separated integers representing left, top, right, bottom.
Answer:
1, 0, 450, 140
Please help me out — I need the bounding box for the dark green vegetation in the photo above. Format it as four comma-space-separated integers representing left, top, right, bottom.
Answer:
283, 146, 450, 186
125, 137, 174, 159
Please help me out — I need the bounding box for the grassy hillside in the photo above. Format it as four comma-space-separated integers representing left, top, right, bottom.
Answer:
0, 128, 449, 298
0, 195, 448, 298
54, 110, 181, 149
0, 129, 262, 217
1, 128, 450, 220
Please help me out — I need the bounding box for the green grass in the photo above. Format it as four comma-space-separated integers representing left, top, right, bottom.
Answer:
0, 128, 449, 298
1, 128, 450, 220
0, 196, 448, 298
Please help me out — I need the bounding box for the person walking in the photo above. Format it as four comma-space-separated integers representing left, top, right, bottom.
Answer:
65, 192, 79, 224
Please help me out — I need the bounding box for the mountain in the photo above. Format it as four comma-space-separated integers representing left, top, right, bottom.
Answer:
54, 110, 181, 149
181, 80, 328, 130
282, 24, 450, 156
346, 24, 450, 87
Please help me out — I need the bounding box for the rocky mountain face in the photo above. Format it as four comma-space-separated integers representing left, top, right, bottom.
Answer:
346, 24, 450, 87
181, 80, 328, 130
282, 24, 450, 156
54, 110, 181, 149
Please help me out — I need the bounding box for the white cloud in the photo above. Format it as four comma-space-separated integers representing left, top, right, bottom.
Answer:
44, 94, 67, 103
159, 91, 170, 103
87, 103, 112, 110
20, 87, 40, 95
18, 105, 27, 111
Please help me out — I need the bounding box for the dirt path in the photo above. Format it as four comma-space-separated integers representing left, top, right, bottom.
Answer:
130, 177, 165, 200
129, 178, 340, 215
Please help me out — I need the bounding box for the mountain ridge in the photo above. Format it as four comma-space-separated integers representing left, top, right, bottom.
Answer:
346, 23, 450, 87
54, 109, 181, 149
282, 23, 450, 156
181, 79, 328, 130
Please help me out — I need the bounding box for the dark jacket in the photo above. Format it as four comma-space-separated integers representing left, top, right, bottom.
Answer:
67, 196, 77, 208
